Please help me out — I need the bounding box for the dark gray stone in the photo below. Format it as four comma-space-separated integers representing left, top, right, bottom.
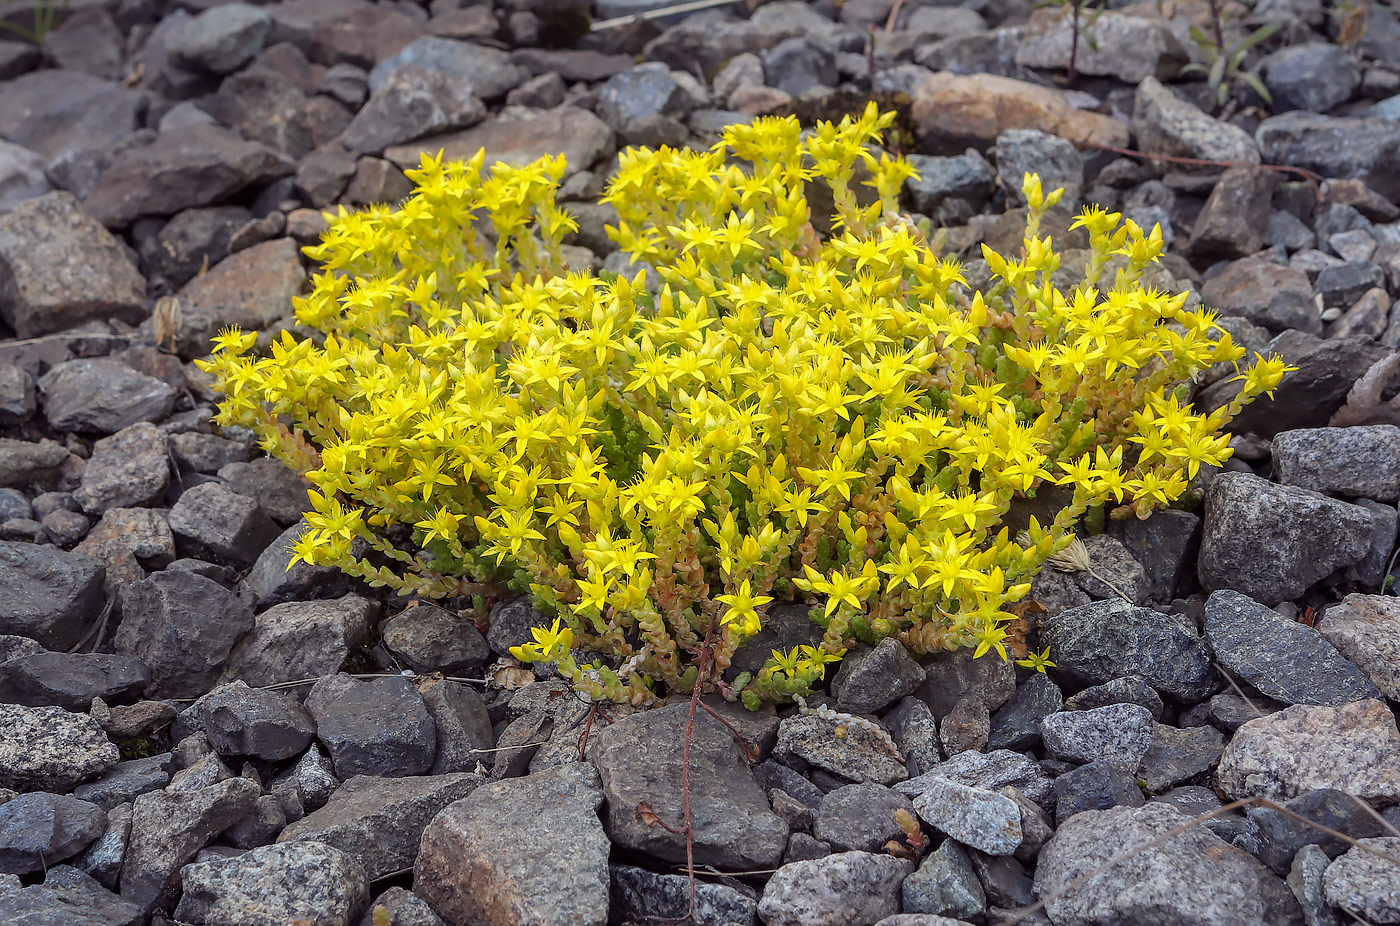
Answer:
596, 62, 693, 140
71, 756, 171, 812
1063, 675, 1165, 720
1204, 589, 1379, 705
306, 674, 437, 779
1260, 43, 1361, 114
279, 773, 483, 880
168, 481, 281, 569
0, 70, 141, 165
1052, 760, 1146, 826
814, 783, 913, 853
369, 36, 524, 100
74, 802, 131, 889
1240, 788, 1386, 875
1316, 260, 1387, 310
1198, 472, 1375, 606
0, 865, 141, 926
757, 850, 911, 926
418, 678, 495, 775
904, 152, 995, 214
883, 696, 941, 777
0, 541, 105, 650
237, 520, 355, 614
1041, 703, 1154, 772
0, 704, 119, 793
996, 129, 1081, 207
184, 681, 315, 761
591, 700, 788, 869
73, 423, 170, 515
902, 838, 986, 920
0, 793, 106, 874
1199, 255, 1319, 333
898, 750, 1056, 813
382, 603, 490, 675
169, 3, 272, 75
914, 647, 1016, 719
113, 569, 253, 699
833, 637, 927, 715
610, 864, 758, 926
1138, 723, 1226, 792
175, 840, 367, 926
1287, 843, 1338, 926
1256, 112, 1400, 202
775, 712, 907, 786
988, 674, 1062, 752
0, 652, 148, 711
912, 777, 1022, 856
1133, 75, 1260, 165
341, 66, 485, 155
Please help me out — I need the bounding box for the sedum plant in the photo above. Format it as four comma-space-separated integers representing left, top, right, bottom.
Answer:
197, 104, 1289, 709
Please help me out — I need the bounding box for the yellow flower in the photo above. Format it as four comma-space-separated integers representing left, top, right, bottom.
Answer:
717, 579, 774, 637
510, 617, 574, 663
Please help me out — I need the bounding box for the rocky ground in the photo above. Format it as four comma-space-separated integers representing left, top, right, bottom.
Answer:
1, 0, 1400, 924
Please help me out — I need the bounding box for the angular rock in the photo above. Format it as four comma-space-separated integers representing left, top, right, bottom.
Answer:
0, 866, 142, 925
360, 887, 445, 926
988, 674, 1062, 752
0, 438, 68, 489
832, 637, 926, 715
0, 70, 141, 164
1199, 255, 1319, 333
884, 697, 941, 777
172, 236, 307, 360
1319, 594, 1400, 700
1052, 760, 1145, 825
415, 762, 609, 926
381, 603, 490, 675
223, 594, 374, 686
1256, 113, 1400, 202
168, 481, 280, 569
1138, 724, 1226, 792
775, 712, 908, 786
1133, 76, 1259, 165
1218, 699, 1400, 802
902, 838, 987, 920
0, 192, 146, 339
341, 66, 485, 155
175, 840, 367, 925
73, 507, 176, 593
71, 756, 170, 811
279, 773, 482, 880
0, 704, 118, 793
1323, 836, 1400, 924
1241, 788, 1387, 875
904, 152, 995, 214
1260, 43, 1362, 114
83, 125, 294, 229
1189, 166, 1277, 259
306, 674, 437, 779
113, 569, 253, 699
73, 423, 170, 515
1040, 598, 1217, 702
369, 36, 524, 101
1016, 9, 1185, 82
913, 778, 1022, 856
911, 70, 1127, 154
0, 541, 105, 649
1198, 472, 1374, 605
119, 777, 261, 916
169, 3, 273, 75
1272, 426, 1400, 502
0, 792, 106, 874
1040, 704, 1155, 772
814, 783, 913, 853
914, 647, 1016, 719
757, 850, 912, 926
591, 700, 787, 869
385, 107, 613, 180
1034, 803, 1303, 926
183, 681, 315, 761
0, 652, 148, 712
136, 205, 249, 290
898, 750, 1056, 813
610, 864, 758, 926
75, 802, 131, 889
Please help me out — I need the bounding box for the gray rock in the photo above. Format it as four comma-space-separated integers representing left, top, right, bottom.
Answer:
1316, 261, 1386, 310
1016, 10, 1185, 83
1205, 589, 1379, 705
988, 674, 1062, 752
381, 603, 489, 675
113, 569, 253, 699
1260, 43, 1361, 113
175, 840, 367, 925
1040, 703, 1154, 771
1323, 836, 1400, 924
1267, 209, 1318, 251
415, 678, 494, 775
1200, 255, 1319, 333
168, 481, 280, 569
359, 887, 445, 926
0, 363, 35, 426
135, 205, 249, 291
72, 507, 176, 595
269, 744, 338, 822
183, 681, 315, 761
384, 106, 613, 181
914, 647, 1016, 718
415, 762, 609, 926
995, 129, 1081, 207
0, 70, 141, 166
1040, 598, 1217, 701
1256, 112, 1400, 202
1290, 843, 1340, 926
1272, 426, 1400, 502
1319, 594, 1400, 699
1134, 77, 1259, 164
761, 36, 837, 97
912, 778, 1022, 856
219, 458, 312, 529
904, 152, 995, 215
306, 674, 437, 779
814, 783, 913, 853
0, 703, 118, 793
0, 652, 148, 711
0, 438, 68, 489
341, 66, 485, 155
833, 637, 926, 715
203, 71, 316, 160
223, 594, 375, 687
0, 139, 52, 215
279, 773, 482, 881
0, 192, 145, 339
610, 864, 758, 926
1034, 802, 1303, 925
168, 432, 249, 475
0, 793, 106, 874
71, 756, 170, 811
884, 697, 941, 777
1138, 723, 1226, 792
170, 236, 307, 360
1189, 166, 1277, 259
369, 37, 524, 100
1052, 760, 1145, 826
119, 777, 261, 916
1218, 699, 1400, 802
1198, 472, 1374, 605
75, 802, 130, 889
1063, 675, 1164, 719
644, 16, 806, 77
83, 125, 294, 229
902, 838, 986, 920
1241, 788, 1387, 875
938, 697, 990, 756
728, 602, 823, 678
898, 749, 1055, 812
73, 423, 170, 515
0, 865, 142, 925
169, 3, 272, 75
591, 700, 787, 869
597, 62, 693, 140
775, 713, 908, 786
757, 850, 912, 926
237, 520, 355, 614
0, 541, 105, 650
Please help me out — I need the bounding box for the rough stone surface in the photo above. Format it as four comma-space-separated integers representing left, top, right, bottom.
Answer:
902, 838, 986, 920
415, 762, 609, 926
0, 540, 105, 650
1323, 836, 1400, 924
911, 71, 1127, 154
279, 773, 482, 880
1138, 724, 1226, 792
1217, 699, 1400, 802
381, 603, 490, 675
1204, 589, 1380, 705
833, 637, 926, 715
0, 651, 149, 712
591, 700, 787, 869
0, 792, 107, 874
912, 777, 1023, 856
610, 864, 758, 926
1272, 426, 1400, 502
1241, 788, 1387, 875
73, 423, 170, 515
814, 783, 913, 853
898, 750, 1056, 814
341, 65, 485, 155
175, 840, 368, 926
1319, 594, 1400, 700
305, 674, 437, 779
0, 704, 118, 793
757, 851, 912, 926
775, 712, 908, 786
1040, 703, 1155, 771
223, 594, 374, 687
1040, 599, 1217, 701
1034, 803, 1303, 926
1015, 9, 1185, 83
1133, 76, 1259, 165
386, 107, 611, 179
1199, 472, 1374, 606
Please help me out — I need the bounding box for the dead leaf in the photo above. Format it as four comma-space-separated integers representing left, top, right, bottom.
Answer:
487, 659, 535, 691
636, 801, 682, 833
152, 296, 182, 354
1330, 352, 1400, 427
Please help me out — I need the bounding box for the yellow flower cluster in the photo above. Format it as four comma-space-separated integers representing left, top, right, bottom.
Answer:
196, 104, 1289, 708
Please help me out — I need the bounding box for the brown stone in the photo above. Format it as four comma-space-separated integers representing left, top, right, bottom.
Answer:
384, 107, 614, 179
172, 237, 306, 358
911, 71, 1128, 154
1189, 166, 1277, 258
